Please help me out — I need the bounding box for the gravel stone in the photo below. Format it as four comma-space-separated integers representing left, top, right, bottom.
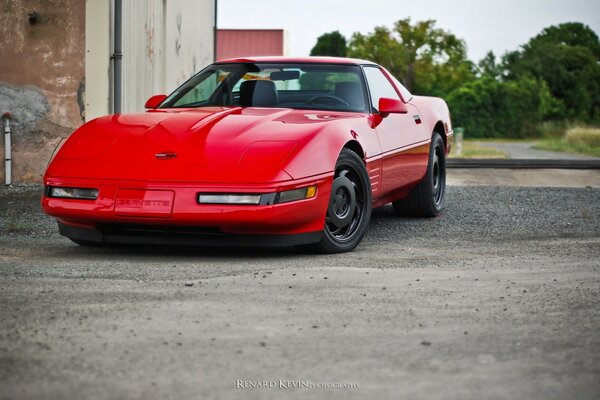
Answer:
0, 184, 598, 400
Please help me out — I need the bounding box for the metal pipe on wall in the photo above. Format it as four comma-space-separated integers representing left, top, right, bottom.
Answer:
113, 0, 123, 113
2, 112, 12, 186
213, 0, 218, 61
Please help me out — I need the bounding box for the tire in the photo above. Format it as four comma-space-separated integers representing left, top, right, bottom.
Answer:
305, 148, 372, 253
393, 132, 446, 217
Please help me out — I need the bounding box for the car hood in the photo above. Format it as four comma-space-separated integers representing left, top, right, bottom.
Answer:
47, 107, 364, 183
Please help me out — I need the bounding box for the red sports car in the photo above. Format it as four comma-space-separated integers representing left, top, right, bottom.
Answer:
42, 57, 452, 253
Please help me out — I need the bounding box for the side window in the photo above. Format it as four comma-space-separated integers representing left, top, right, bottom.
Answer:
363, 66, 401, 112
389, 75, 412, 102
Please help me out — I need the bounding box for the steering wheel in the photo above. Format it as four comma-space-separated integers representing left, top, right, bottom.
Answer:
307, 95, 350, 107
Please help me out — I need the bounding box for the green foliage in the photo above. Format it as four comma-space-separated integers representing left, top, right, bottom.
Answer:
347, 18, 474, 97
503, 22, 600, 123
447, 76, 557, 138
310, 20, 600, 138
477, 51, 503, 79
534, 127, 600, 157
527, 23, 600, 58
310, 31, 347, 57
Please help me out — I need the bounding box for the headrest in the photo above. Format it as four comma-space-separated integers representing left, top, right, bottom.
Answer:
240, 80, 279, 107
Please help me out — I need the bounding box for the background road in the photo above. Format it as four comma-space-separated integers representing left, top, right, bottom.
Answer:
473, 141, 600, 160
1, 183, 599, 399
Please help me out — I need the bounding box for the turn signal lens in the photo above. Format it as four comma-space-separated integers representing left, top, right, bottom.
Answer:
47, 187, 98, 200
276, 185, 317, 204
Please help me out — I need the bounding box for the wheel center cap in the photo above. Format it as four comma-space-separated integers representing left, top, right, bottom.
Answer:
328, 176, 356, 228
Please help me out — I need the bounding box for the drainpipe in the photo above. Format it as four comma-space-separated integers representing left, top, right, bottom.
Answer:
213, 0, 218, 61
2, 112, 12, 186
112, 0, 123, 113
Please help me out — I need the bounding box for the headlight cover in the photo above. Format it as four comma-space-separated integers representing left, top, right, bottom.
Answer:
198, 193, 261, 205
46, 186, 99, 200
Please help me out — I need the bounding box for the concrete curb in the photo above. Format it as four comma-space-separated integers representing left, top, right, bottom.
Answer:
448, 159, 600, 169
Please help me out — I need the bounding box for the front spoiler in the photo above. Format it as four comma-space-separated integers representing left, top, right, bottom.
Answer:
58, 221, 322, 248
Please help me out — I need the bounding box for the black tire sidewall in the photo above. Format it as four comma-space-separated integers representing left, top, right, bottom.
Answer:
320, 149, 372, 253
428, 133, 446, 214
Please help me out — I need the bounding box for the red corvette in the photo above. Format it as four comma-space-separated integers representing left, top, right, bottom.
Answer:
42, 57, 452, 253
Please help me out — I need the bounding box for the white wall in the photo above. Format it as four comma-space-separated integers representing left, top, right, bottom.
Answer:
85, 0, 215, 118
121, 0, 165, 114
121, 0, 215, 113
164, 0, 215, 93
85, 0, 111, 121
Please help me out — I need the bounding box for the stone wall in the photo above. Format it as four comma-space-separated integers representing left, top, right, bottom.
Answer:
0, 0, 85, 183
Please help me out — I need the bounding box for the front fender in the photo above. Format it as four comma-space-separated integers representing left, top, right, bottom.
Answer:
282, 117, 379, 179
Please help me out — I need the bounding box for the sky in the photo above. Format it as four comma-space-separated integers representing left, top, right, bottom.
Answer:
217, 0, 600, 63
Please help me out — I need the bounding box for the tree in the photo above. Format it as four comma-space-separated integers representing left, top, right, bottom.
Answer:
503, 22, 600, 122
447, 76, 557, 138
526, 22, 600, 58
310, 31, 347, 57
347, 18, 474, 96
477, 51, 503, 79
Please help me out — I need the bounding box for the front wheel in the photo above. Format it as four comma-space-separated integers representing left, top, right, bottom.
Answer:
308, 148, 372, 253
393, 132, 446, 217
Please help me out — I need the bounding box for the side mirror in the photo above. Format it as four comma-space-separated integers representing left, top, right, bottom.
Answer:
378, 97, 408, 116
145, 94, 167, 109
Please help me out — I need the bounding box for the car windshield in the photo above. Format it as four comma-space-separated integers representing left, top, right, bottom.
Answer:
160, 63, 369, 113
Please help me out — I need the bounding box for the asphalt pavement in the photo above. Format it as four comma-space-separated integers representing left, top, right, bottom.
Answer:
0, 178, 599, 400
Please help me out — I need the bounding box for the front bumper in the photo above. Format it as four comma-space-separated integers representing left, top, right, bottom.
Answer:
42, 175, 332, 244
58, 221, 323, 247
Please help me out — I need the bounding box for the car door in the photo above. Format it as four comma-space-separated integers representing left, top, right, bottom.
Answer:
362, 66, 429, 196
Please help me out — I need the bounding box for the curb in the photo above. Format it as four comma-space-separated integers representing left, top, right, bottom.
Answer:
448, 159, 600, 169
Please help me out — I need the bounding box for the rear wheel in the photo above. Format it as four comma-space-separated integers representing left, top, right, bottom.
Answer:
393, 132, 446, 217
308, 148, 371, 253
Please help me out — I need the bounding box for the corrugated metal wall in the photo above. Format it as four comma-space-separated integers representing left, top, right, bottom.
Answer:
122, 0, 165, 114
121, 0, 214, 113
164, 0, 215, 91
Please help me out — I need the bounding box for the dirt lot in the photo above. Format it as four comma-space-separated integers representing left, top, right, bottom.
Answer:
1, 182, 599, 400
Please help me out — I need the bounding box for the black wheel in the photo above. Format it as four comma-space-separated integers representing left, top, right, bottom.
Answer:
393, 132, 446, 217
307, 148, 371, 253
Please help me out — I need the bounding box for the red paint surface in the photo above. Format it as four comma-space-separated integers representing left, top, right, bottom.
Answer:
114, 189, 174, 218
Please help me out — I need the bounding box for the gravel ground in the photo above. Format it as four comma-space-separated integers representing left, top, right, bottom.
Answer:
0, 183, 599, 400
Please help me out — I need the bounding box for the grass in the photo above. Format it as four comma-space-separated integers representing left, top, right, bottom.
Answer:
450, 140, 508, 159
457, 137, 529, 143
534, 127, 600, 157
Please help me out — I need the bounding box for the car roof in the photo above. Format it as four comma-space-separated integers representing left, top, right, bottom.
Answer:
215, 56, 378, 66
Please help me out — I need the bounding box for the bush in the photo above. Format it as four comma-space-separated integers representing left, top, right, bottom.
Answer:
447, 76, 557, 138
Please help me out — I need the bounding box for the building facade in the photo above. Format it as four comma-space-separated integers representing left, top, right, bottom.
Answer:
216, 29, 287, 60
0, 0, 216, 183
